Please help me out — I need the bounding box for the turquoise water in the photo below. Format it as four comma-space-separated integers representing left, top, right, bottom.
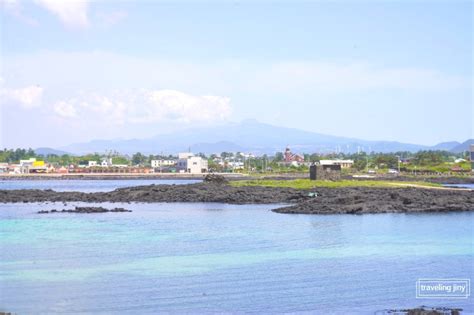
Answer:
0, 179, 201, 192
0, 202, 472, 314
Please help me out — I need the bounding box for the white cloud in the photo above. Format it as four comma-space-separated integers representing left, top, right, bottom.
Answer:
142, 90, 231, 123
2, 1, 127, 29
33, 0, 90, 29
53, 100, 77, 118
51, 89, 232, 125
0, 85, 43, 108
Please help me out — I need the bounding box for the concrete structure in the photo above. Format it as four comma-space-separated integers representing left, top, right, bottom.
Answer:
88, 161, 98, 167
151, 159, 176, 168
309, 163, 341, 180
178, 152, 194, 159
320, 159, 354, 169
176, 153, 208, 174
19, 158, 47, 173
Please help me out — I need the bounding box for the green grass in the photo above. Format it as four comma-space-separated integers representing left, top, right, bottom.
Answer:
230, 179, 442, 189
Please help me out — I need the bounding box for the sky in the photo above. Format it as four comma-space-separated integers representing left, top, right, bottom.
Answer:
0, 0, 472, 149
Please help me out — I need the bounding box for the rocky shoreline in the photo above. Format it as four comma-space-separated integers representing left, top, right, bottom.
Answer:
37, 206, 132, 214
0, 181, 472, 214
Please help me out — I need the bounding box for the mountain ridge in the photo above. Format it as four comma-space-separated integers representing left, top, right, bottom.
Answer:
58, 120, 471, 155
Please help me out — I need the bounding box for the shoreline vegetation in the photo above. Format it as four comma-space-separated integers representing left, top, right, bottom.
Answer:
0, 172, 473, 184
230, 179, 444, 189
0, 176, 472, 214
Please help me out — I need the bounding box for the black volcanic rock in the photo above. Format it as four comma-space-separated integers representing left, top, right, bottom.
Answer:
38, 206, 132, 214
1, 181, 471, 214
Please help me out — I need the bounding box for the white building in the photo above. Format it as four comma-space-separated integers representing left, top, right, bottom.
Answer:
178, 152, 194, 159
228, 161, 244, 170
176, 153, 208, 174
151, 159, 176, 168
19, 158, 47, 173
101, 158, 112, 167
88, 161, 98, 167
320, 159, 354, 169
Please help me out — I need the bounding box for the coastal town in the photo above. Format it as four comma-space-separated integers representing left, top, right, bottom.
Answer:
1, 1, 472, 314
0, 145, 472, 177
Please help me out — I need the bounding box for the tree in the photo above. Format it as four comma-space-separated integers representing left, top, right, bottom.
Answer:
274, 152, 284, 162
132, 152, 146, 165
112, 156, 129, 165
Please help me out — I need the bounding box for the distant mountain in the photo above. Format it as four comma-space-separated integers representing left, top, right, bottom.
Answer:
59, 120, 466, 155
35, 147, 72, 156
450, 139, 474, 153
430, 141, 461, 151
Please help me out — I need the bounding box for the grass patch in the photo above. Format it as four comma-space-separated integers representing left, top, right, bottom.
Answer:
230, 179, 442, 189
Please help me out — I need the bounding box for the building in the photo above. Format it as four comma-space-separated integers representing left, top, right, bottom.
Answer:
281, 147, 305, 167
178, 152, 194, 159
309, 163, 341, 180
0, 163, 9, 173
284, 147, 304, 163
176, 153, 208, 174
151, 159, 176, 168
88, 161, 98, 167
19, 158, 47, 173
319, 159, 354, 169
470, 145, 474, 171
101, 158, 113, 167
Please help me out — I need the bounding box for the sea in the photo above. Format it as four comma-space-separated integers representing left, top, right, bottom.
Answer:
0, 179, 201, 192
0, 180, 473, 314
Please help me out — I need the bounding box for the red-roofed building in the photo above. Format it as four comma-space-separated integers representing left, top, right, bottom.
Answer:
284, 147, 304, 163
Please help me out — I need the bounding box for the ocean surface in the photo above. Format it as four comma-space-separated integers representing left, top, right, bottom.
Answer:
0, 179, 201, 192
1, 199, 473, 314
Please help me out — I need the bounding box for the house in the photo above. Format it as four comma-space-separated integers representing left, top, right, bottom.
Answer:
176, 153, 208, 174
101, 158, 112, 167
284, 147, 304, 164
88, 161, 98, 167
151, 159, 176, 168
228, 161, 244, 170
320, 159, 354, 169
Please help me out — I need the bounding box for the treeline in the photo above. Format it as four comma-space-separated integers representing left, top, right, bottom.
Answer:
0, 148, 178, 167
0, 148, 37, 163
0, 148, 468, 171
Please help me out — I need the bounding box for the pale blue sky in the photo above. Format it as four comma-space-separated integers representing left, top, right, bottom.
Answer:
0, 0, 472, 148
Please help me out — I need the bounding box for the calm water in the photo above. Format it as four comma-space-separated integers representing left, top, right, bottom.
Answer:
443, 183, 474, 189
0, 179, 201, 192
0, 202, 472, 314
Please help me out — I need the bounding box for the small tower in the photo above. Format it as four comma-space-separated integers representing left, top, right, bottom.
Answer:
284, 147, 292, 162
